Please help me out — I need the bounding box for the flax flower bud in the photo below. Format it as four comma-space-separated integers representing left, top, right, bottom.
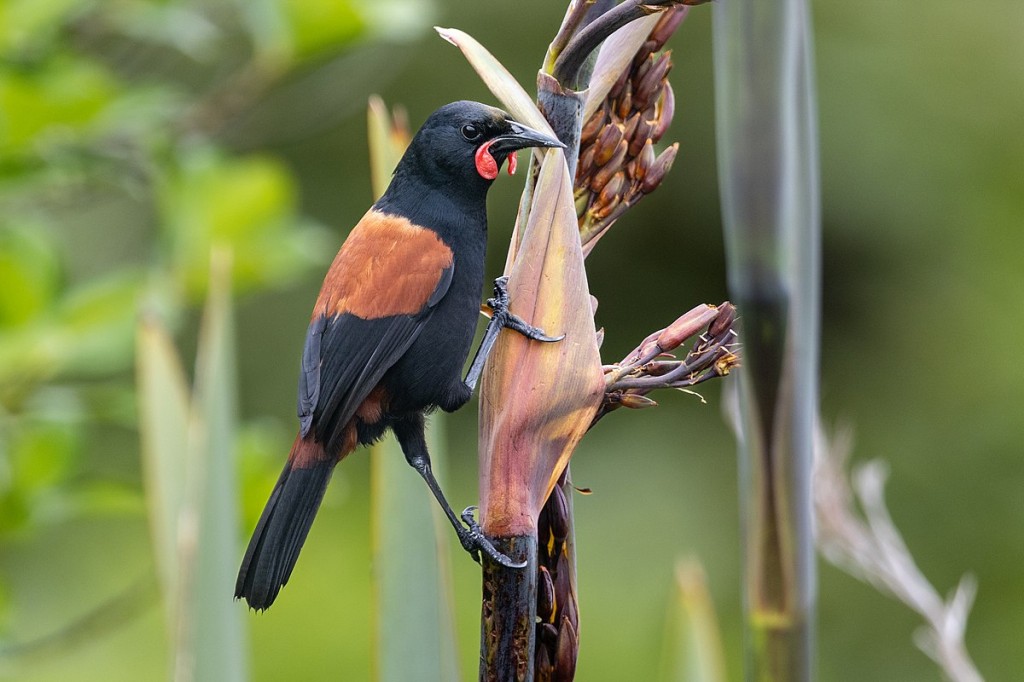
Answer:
651, 82, 675, 143
593, 122, 625, 166
657, 304, 721, 351
633, 51, 673, 111
590, 140, 628, 193
641, 143, 678, 194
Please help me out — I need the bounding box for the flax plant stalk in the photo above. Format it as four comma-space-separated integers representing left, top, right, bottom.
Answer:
712, 0, 821, 679
477, 148, 605, 682
442, 4, 724, 679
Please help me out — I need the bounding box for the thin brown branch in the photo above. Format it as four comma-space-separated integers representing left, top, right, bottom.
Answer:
596, 302, 738, 423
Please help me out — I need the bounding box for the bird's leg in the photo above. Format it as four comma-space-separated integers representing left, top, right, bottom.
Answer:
464, 275, 564, 391
393, 415, 526, 569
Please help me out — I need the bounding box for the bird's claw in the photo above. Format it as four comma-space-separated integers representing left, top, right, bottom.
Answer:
486, 276, 565, 344
459, 506, 527, 569
485, 275, 511, 311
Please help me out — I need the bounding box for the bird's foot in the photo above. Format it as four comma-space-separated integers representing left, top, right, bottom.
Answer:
458, 506, 527, 569
462, 277, 565, 392
486, 276, 564, 343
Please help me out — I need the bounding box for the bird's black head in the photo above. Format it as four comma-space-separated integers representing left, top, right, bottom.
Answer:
390, 101, 564, 196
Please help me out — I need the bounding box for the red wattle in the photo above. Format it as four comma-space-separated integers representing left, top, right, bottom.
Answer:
507, 150, 518, 175
474, 141, 499, 180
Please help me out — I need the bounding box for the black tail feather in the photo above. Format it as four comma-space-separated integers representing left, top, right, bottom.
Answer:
235, 448, 333, 610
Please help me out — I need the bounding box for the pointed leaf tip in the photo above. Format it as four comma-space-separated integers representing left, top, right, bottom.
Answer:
434, 26, 555, 138
434, 26, 457, 45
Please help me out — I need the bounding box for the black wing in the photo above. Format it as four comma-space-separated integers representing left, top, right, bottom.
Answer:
297, 264, 454, 454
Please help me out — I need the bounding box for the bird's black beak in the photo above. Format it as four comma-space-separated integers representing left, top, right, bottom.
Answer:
489, 122, 565, 155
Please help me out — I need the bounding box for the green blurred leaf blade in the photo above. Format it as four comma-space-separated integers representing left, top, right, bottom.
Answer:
0, 0, 79, 53
371, 429, 460, 682
660, 560, 727, 682
367, 98, 459, 682
54, 271, 142, 374
282, 0, 365, 60
177, 248, 247, 681
0, 56, 119, 156
135, 310, 191, 635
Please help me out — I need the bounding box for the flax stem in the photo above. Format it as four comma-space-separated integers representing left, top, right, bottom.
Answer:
712, 0, 821, 678
480, 536, 539, 682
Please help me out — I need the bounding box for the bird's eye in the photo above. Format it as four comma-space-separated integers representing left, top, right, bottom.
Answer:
461, 124, 482, 141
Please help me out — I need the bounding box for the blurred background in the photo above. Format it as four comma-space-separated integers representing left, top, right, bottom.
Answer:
0, 0, 1021, 680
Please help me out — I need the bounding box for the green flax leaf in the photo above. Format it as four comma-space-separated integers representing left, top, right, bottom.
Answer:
176, 248, 247, 681
136, 310, 191, 637
660, 560, 728, 682
371, 428, 461, 682
367, 98, 460, 682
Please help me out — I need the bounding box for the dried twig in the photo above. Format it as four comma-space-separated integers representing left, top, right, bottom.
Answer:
813, 426, 984, 682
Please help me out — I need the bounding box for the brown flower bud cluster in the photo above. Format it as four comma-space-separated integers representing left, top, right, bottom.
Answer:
533, 469, 578, 681
575, 8, 687, 254
598, 302, 740, 422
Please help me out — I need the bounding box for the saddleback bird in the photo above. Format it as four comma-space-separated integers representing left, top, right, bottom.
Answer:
236, 101, 565, 610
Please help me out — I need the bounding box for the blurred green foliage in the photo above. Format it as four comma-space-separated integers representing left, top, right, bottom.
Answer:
0, 0, 1022, 681
0, 0, 428, 674
159, 150, 326, 298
